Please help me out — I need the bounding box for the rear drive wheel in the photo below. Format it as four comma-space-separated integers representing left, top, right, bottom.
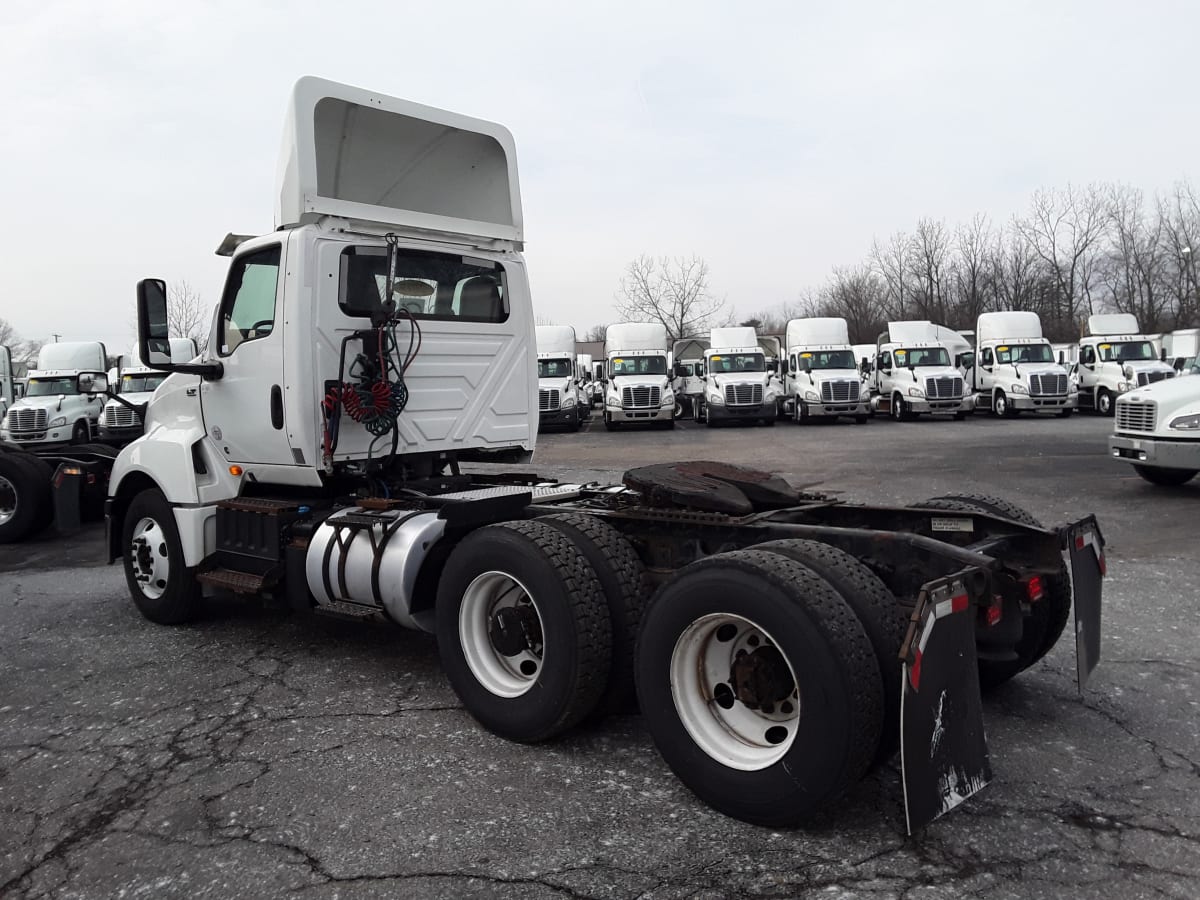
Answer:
635, 549, 882, 826
122, 488, 201, 624
436, 520, 613, 742
0, 453, 51, 543
1133, 465, 1197, 486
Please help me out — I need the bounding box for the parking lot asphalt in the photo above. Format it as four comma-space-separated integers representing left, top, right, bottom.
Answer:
2, 412, 1198, 899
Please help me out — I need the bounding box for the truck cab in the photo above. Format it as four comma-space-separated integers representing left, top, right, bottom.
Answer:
871, 321, 974, 421
1, 341, 108, 445
782, 317, 868, 424
1076, 314, 1174, 416
602, 323, 674, 430
1163, 329, 1199, 376
99, 339, 198, 444
967, 312, 1076, 417
671, 356, 705, 418
694, 326, 780, 426
535, 325, 583, 431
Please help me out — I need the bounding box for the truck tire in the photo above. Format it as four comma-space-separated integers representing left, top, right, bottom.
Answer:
635, 549, 883, 827
122, 488, 201, 625
603, 411, 616, 432
539, 514, 648, 714
760, 417, 776, 427
1096, 389, 1114, 417
1058, 408, 1073, 419
913, 494, 1071, 688
891, 394, 910, 422
753, 539, 905, 767
954, 411, 968, 421
1133, 465, 1197, 486
993, 390, 1018, 418
0, 452, 52, 543
854, 414, 868, 425
435, 519, 613, 743
70, 420, 90, 444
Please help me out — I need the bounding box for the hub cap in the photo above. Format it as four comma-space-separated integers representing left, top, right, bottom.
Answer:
0, 474, 16, 526
670, 613, 800, 771
129, 516, 170, 599
460, 571, 545, 698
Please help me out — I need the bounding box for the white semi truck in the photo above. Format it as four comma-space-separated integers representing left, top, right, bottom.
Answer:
1075, 314, 1175, 416
1163, 329, 1199, 375
871, 322, 974, 421
0, 341, 109, 445
693, 326, 782, 426
100, 339, 199, 444
575, 353, 599, 407
965, 312, 1077, 417
20, 77, 1107, 833
534, 325, 584, 431
602, 322, 674, 430
782, 318, 869, 424
1110, 375, 1200, 486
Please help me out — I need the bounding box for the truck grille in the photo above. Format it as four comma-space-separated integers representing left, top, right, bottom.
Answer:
622, 386, 660, 408
820, 380, 860, 403
105, 405, 141, 428
724, 383, 764, 406
1030, 374, 1068, 396
1136, 371, 1171, 387
924, 376, 964, 399
1115, 399, 1156, 432
538, 389, 560, 411
9, 408, 47, 432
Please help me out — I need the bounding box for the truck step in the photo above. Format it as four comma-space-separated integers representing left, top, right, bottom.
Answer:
216, 497, 304, 513
313, 599, 383, 620
196, 568, 270, 594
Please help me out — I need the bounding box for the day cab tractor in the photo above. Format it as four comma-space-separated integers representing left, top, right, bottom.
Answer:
104, 77, 1106, 832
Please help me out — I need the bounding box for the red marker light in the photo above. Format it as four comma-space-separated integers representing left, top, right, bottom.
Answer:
1026, 576, 1044, 602
986, 596, 1003, 627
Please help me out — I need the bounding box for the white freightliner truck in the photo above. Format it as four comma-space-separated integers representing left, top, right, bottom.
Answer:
782, 318, 869, 424
693, 326, 781, 426
99, 339, 199, 444
1162, 329, 1199, 375
575, 353, 599, 407
871, 322, 974, 421
534, 325, 584, 431
0, 342, 109, 445
1110, 374, 1200, 485
86, 78, 1107, 832
965, 312, 1077, 417
601, 322, 674, 430
1075, 314, 1175, 416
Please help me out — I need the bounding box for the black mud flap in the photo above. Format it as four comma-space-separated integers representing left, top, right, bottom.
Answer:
1063, 516, 1105, 691
899, 574, 992, 834
52, 463, 84, 536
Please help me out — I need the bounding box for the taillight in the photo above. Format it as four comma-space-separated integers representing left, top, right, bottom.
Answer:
1098, 553, 1107, 576
1025, 575, 1044, 602
986, 596, 1003, 627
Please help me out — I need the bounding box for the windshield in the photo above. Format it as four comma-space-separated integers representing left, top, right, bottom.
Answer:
995, 343, 1054, 365
708, 352, 765, 373
678, 363, 696, 377
1098, 341, 1155, 363
538, 359, 572, 378
611, 355, 667, 377
798, 349, 856, 371
120, 374, 168, 393
26, 377, 78, 397
893, 347, 950, 368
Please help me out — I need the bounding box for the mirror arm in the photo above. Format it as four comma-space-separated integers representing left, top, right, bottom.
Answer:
162, 361, 223, 380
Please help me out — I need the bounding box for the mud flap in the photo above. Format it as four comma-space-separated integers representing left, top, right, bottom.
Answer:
899, 574, 992, 834
1063, 516, 1105, 691
52, 463, 84, 536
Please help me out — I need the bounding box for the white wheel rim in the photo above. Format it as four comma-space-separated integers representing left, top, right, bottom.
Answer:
459, 571, 545, 698
670, 613, 800, 771
0, 474, 16, 526
130, 516, 171, 599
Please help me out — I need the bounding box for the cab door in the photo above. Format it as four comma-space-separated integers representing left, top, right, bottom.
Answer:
1077, 344, 1097, 407
200, 240, 297, 466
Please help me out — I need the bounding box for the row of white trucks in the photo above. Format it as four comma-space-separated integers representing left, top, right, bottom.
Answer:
0, 75, 1168, 832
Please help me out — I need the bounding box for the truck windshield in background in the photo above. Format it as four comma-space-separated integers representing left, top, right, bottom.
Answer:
25, 377, 78, 397
339, 247, 508, 322
709, 353, 764, 373
894, 347, 951, 368
1098, 341, 1156, 363
538, 359, 572, 378
120, 374, 168, 393
612, 356, 667, 377
995, 344, 1054, 365
799, 349, 856, 370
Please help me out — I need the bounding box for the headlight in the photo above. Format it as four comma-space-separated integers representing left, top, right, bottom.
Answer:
804, 390, 819, 402
606, 394, 620, 408
49, 416, 67, 427
1117, 382, 1132, 392
660, 390, 674, 407
560, 394, 576, 408
707, 390, 724, 405
907, 387, 924, 398
1010, 384, 1028, 395
1170, 413, 1200, 431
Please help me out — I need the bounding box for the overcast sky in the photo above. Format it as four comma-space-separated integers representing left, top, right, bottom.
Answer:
2, 0, 1197, 354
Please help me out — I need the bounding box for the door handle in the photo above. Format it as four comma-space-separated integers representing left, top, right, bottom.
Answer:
270, 385, 284, 430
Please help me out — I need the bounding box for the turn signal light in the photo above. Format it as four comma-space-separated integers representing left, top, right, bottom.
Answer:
1025, 576, 1044, 602
229, 465, 243, 477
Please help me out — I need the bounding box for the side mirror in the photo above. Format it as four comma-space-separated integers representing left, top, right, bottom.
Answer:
78, 372, 109, 394
1160, 348, 1167, 362
1058, 351, 1065, 364
136, 277, 223, 380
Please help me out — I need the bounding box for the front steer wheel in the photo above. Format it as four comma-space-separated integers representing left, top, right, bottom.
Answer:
1133, 465, 1197, 486
435, 519, 613, 743
635, 549, 883, 827
122, 488, 201, 624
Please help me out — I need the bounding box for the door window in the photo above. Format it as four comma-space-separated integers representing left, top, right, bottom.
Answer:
880, 351, 893, 370
219, 245, 281, 356
981, 348, 994, 366
1081, 345, 1095, 365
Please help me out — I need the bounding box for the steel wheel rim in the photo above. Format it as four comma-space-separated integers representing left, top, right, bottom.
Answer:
670, 612, 801, 771
996, 394, 1006, 415
1099, 393, 1111, 414
129, 516, 170, 599
460, 570, 545, 698
0, 474, 17, 526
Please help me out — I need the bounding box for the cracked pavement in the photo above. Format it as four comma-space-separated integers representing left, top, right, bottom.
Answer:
2, 415, 1198, 898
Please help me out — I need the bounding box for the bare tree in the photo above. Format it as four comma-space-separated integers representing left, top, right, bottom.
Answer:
871, 231, 915, 320
953, 214, 994, 327
0, 318, 43, 369
1099, 184, 1171, 332
615, 255, 727, 343
907, 218, 952, 322
822, 265, 887, 343
169, 280, 213, 353
1159, 181, 1200, 327
583, 324, 608, 343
